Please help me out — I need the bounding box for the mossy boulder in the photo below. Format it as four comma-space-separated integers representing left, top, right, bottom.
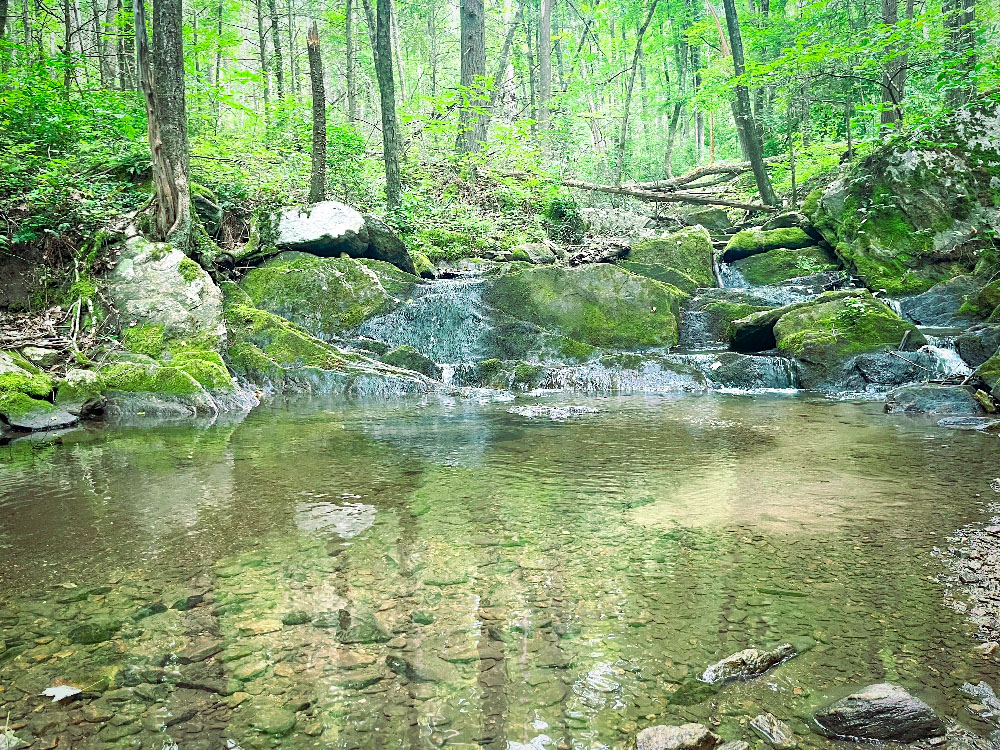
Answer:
976, 350, 1000, 398
239, 253, 418, 340
733, 246, 840, 286
380, 345, 442, 379
624, 226, 716, 292
0, 349, 53, 397
222, 284, 430, 396
105, 236, 226, 352
722, 228, 816, 262
807, 96, 1000, 295
958, 278, 1000, 320
410, 251, 436, 279
898, 275, 984, 326
484, 264, 686, 350
682, 207, 732, 232
0, 350, 76, 431
55, 368, 104, 417
731, 290, 925, 361
97, 359, 220, 417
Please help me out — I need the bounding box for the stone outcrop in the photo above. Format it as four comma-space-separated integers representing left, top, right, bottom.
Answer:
814, 683, 945, 742
621, 226, 716, 293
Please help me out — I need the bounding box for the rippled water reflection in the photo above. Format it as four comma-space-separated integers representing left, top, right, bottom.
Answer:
0, 393, 998, 749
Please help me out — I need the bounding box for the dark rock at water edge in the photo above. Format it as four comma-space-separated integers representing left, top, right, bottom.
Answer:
885, 384, 984, 416
814, 683, 945, 742
956, 325, 1000, 369
897, 275, 982, 327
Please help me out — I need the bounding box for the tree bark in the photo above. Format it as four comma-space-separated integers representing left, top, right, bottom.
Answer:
945, 0, 976, 107
346, 0, 357, 122
267, 0, 283, 99
135, 0, 192, 250
537, 0, 552, 130
286, 0, 297, 96
721, 0, 777, 205
374, 0, 401, 208
456, 0, 486, 153
255, 0, 270, 113
880, 0, 902, 130
615, 0, 659, 185
307, 21, 326, 203
389, 0, 406, 102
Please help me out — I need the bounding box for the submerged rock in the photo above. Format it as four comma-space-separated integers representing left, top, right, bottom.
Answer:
885, 384, 984, 415
313, 609, 390, 644
814, 683, 945, 742
937, 416, 1000, 432
701, 643, 796, 684
507, 405, 599, 421
749, 713, 797, 749
632, 723, 722, 750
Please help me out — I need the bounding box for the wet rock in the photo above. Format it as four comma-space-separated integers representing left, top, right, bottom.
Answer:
68, 619, 122, 645
380, 345, 442, 380
937, 416, 1000, 432
632, 722, 722, 750
732, 245, 839, 286
763, 211, 808, 231
885, 384, 983, 415
683, 207, 732, 232
622, 226, 716, 293
362, 213, 417, 274
1, 398, 77, 431
722, 227, 816, 262
897, 276, 983, 327
250, 703, 297, 736
280, 610, 312, 626
956, 325, 1000, 369
750, 713, 797, 749
232, 659, 269, 681
54, 368, 104, 417
701, 643, 796, 684
960, 681, 1000, 720
313, 609, 390, 644
814, 683, 945, 742
507, 405, 599, 421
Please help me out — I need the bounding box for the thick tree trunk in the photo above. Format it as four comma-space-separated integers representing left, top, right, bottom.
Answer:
945, 0, 976, 107
267, 0, 283, 99
537, 0, 552, 130
456, 0, 486, 153
374, 0, 401, 208
525, 17, 537, 137
135, 0, 192, 250
426, 0, 436, 96
307, 21, 326, 203
615, 0, 659, 185
286, 0, 297, 96
721, 0, 777, 205
346, 0, 357, 122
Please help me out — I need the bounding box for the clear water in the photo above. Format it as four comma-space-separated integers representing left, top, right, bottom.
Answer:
1, 393, 998, 749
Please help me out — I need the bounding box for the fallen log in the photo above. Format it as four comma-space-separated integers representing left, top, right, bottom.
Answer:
560, 179, 778, 212
625, 156, 784, 190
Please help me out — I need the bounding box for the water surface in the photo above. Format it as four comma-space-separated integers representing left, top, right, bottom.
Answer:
1, 393, 998, 749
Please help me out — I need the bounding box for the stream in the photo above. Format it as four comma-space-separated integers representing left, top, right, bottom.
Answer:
1, 393, 999, 748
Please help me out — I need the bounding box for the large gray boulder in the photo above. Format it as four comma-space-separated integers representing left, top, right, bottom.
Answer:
885, 384, 984, 415
897, 275, 982, 326
633, 723, 722, 750
956, 325, 1000, 369
814, 683, 945, 742
701, 644, 796, 684
274, 202, 417, 274
106, 236, 226, 350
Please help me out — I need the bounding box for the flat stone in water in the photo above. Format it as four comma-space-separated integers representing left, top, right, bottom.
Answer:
701, 644, 796, 684
633, 723, 721, 750
68, 619, 122, 645
313, 609, 390, 644
749, 713, 797, 748
814, 683, 945, 742
251, 704, 297, 736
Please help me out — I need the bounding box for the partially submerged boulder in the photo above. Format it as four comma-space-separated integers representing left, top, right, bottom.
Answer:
632, 723, 722, 750
722, 227, 816, 262
484, 264, 686, 349
885, 384, 984, 415
239, 253, 418, 340
701, 643, 796, 684
623, 226, 716, 292
680, 288, 774, 348
806, 97, 1000, 296
0, 350, 76, 432
814, 683, 945, 742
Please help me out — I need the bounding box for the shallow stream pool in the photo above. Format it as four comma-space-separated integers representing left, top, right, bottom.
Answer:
1, 393, 998, 749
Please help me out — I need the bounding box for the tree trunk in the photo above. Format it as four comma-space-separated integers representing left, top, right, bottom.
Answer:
880, 0, 902, 130
374, 0, 401, 208
389, 0, 406, 102
426, 0, 436, 96
286, 0, 297, 96
537, 0, 552, 130
212, 0, 222, 127
267, 0, 283, 99
307, 21, 326, 203
525, 17, 537, 138
135, 0, 192, 250
456, 0, 486, 153
255, 0, 270, 113
945, 0, 976, 107
62, 0, 72, 93
615, 0, 659, 185
483, 0, 523, 133
721, 0, 777, 205
359, 0, 377, 65
346, 0, 357, 121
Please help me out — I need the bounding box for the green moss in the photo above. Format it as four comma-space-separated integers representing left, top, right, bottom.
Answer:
619, 262, 701, 293
512, 362, 545, 386
735, 246, 839, 285
0, 391, 56, 420
774, 291, 924, 361
510, 247, 532, 262
99, 361, 203, 396
702, 301, 771, 339
178, 257, 203, 283
630, 227, 715, 289
558, 337, 597, 362
168, 350, 234, 390
380, 346, 441, 379
724, 227, 815, 259
0, 351, 54, 397
959, 279, 1000, 319
484, 265, 685, 349
801, 188, 823, 219
410, 251, 435, 278
976, 351, 1000, 392
122, 324, 167, 357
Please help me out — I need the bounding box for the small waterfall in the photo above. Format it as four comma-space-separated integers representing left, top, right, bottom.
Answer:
678, 306, 724, 351
359, 278, 493, 365
671, 353, 800, 392
918, 334, 973, 379
538, 360, 708, 394
883, 297, 906, 319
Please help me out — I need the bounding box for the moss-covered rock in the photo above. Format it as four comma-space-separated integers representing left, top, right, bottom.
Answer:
730, 290, 925, 362
806, 96, 1000, 295
722, 227, 816, 262
976, 350, 1000, 398
0, 350, 53, 397
410, 251, 436, 279
380, 345, 442, 379
733, 246, 840, 285
239, 252, 418, 340
958, 278, 1000, 320
0, 391, 77, 430
55, 368, 104, 416
682, 289, 774, 346
626, 226, 715, 291
484, 264, 686, 350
